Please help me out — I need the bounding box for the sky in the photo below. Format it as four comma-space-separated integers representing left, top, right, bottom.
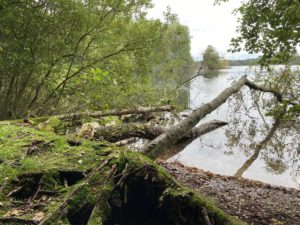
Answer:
147, 0, 259, 60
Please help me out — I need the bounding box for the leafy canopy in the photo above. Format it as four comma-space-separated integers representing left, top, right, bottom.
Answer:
216, 0, 300, 65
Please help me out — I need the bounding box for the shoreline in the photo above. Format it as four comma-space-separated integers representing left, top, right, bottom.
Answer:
159, 160, 300, 225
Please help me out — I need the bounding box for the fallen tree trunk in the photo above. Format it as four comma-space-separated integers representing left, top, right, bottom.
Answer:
142, 76, 288, 159
158, 120, 228, 160
142, 76, 248, 159
93, 120, 227, 157
56, 105, 174, 120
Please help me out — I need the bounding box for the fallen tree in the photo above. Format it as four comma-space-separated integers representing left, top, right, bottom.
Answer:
91, 120, 227, 159
55, 105, 174, 120
92, 120, 227, 143
142, 76, 288, 159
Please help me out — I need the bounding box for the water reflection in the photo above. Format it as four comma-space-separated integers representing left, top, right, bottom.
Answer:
172, 66, 300, 188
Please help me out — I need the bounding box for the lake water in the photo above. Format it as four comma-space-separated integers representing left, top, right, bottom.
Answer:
170, 66, 300, 189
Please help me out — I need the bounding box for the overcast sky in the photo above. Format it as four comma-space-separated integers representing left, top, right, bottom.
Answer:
147, 0, 258, 60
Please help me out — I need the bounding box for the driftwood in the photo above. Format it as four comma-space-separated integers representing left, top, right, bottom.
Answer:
142, 76, 288, 159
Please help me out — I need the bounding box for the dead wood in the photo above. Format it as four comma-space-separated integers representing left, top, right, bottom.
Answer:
56, 105, 174, 120
142, 76, 248, 159
142, 76, 289, 159
93, 120, 226, 144
158, 120, 228, 160
0, 217, 39, 225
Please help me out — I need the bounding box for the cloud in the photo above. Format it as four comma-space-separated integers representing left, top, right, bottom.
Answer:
147, 0, 258, 60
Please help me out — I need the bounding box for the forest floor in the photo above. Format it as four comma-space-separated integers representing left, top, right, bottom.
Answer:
159, 160, 300, 225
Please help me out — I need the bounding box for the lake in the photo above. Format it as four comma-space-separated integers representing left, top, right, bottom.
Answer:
170, 66, 300, 189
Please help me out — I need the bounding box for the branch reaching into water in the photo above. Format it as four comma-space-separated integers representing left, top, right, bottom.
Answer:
142, 76, 291, 160
142, 76, 248, 159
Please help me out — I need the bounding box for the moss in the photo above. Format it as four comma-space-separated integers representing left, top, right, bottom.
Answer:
98, 116, 122, 126
36, 117, 70, 134
67, 185, 96, 214
105, 153, 246, 225
40, 171, 61, 191
0, 123, 112, 193
0, 121, 247, 225
163, 188, 246, 225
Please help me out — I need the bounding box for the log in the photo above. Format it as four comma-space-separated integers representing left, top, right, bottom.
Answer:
56, 105, 174, 120
142, 76, 248, 159
92, 120, 227, 159
93, 120, 226, 143
159, 120, 228, 160
142, 76, 289, 159
93, 123, 163, 142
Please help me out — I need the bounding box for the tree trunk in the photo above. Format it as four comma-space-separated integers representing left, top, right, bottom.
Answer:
57, 105, 174, 120
158, 120, 227, 160
142, 76, 248, 159
93, 121, 227, 143
141, 76, 288, 159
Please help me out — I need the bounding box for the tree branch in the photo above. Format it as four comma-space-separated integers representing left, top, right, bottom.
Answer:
142, 76, 248, 159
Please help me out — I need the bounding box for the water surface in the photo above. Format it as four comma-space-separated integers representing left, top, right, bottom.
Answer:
171, 66, 300, 189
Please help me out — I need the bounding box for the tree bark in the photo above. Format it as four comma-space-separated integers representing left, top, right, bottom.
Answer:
56, 105, 174, 120
91, 120, 227, 160
94, 120, 226, 145
142, 76, 248, 159
245, 79, 283, 102
141, 76, 290, 159
158, 120, 227, 160
93, 123, 163, 142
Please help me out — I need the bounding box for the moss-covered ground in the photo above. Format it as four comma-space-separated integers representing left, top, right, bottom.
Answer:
0, 119, 247, 225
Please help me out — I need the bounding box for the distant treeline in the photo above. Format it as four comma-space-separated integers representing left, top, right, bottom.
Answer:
228, 58, 259, 66
195, 56, 300, 69
228, 56, 300, 66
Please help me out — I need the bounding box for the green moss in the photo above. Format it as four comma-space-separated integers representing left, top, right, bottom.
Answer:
68, 185, 96, 214
0, 124, 111, 190
0, 121, 247, 225
40, 171, 61, 190
164, 187, 246, 225
98, 116, 122, 126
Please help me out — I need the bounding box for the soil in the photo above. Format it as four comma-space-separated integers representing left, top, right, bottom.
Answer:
159, 161, 300, 225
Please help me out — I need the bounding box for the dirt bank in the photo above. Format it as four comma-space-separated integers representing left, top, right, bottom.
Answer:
159, 161, 300, 225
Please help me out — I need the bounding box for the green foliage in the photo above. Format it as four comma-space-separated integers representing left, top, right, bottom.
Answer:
200, 45, 228, 74
0, 1, 193, 119
217, 0, 300, 65
203, 45, 221, 71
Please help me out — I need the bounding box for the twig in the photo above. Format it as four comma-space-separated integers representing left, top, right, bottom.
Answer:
202, 207, 212, 225
0, 217, 39, 225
